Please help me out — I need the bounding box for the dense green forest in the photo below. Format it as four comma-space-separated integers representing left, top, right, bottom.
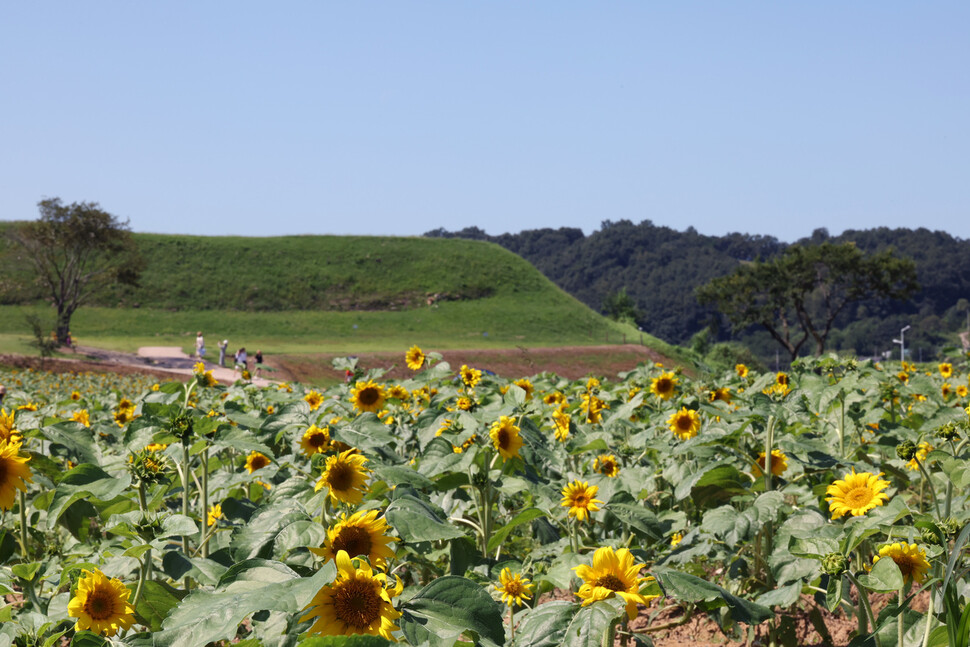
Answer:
426, 222, 970, 363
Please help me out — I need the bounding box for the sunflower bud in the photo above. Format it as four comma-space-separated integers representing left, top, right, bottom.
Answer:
920, 526, 944, 545
169, 412, 194, 442
937, 422, 960, 441
940, 517, 963, 537
128, 449, 170, 484
896, 440, 917, 461
821, 552, 848, 576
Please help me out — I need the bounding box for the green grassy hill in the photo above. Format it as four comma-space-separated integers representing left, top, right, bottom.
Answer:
0, 229, 680, 366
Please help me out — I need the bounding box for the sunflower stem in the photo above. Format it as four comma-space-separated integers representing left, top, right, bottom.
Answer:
181, 438, 191, 591
200, 446, 209, 558
602, 616, 620, 647
18, 489, 28, 559
839, 396, 846, 459
914, 458, 941, 518
846, 573, 882, 647
509, 605, 515, 645
132, 547, 150, 608
898, 587, 905, 647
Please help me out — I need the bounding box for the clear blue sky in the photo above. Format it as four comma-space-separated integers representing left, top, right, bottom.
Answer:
2, 2, 968, 241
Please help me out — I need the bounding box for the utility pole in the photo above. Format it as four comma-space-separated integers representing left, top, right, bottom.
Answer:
892, 325, 911, 363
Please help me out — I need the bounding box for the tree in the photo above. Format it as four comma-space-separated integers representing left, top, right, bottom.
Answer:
601, 287, 641, 325
697, 242, 919, 361
10, 198, 143, 344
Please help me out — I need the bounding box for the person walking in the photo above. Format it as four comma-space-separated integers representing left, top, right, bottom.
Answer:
218, 339, 229, 367
234, 347, 248, 377
195, 332, 206, 360
254, 349, 264, 378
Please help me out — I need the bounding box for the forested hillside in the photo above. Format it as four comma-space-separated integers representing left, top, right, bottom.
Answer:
426, 222, 970, 361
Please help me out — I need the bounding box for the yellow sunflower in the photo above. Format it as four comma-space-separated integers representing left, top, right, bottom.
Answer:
300, 425, 332, 458
581, 394, 607, 424
775, 372, 789, 387
939, 363, 954, 379
71, 390, 81, 401
0, 438, 33, 511
735, 363, 749, 379
496, 568, 533, 607
315, 449, 371, 504
873, 542, 931, 584
667, 407, 701, 440
957, 384, 969, 399
897, 371, 909, 384
351, 381, 386, 414
456, 396, 474, 411
405, 345, 425, 371
460, 365, 482, 388
312, 509, 398, 566
650, 372, 678, 400
207, 503, 224, 527
113, 408, 136, 428
709, 387, 732, 404
304, 390, 324, 411
592, 454, 621, 478
245, 451, 271, 474
300, 550, 402, 640
670, 532, 683, 547
72, 409, 91, 428
552, 408, 571, 442
752, 449, 788, 477
574, 546, 658, 620
387, 385, 410, 401
543, 391, 566, 405
489, 416, 523, 460
825, 469, 891, 519
560, 480, 603, 522
67, 569, 135, 637
0, 409, 18, 443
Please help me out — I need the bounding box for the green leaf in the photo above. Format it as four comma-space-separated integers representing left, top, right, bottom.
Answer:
210, 427, 273, 456
653, 568, 773, 624
857, 554, 904, 593
230, 501, 312, 561
153, 559, 337, 647
487, 508, 547, 553
562, 599, 624, 647
674, 462, 746, 504
400, 576, 505, 647
134, 580, 182, 632
606, 503, 662, 541
46, 464, 132, 529
297, 637, 391, 647
332, 415, 396, 450
755, 582, 801, 608
515, 600, 575, 647
788, 535, 841, 559
70, 632, 109, 647
385, 495, 464, 543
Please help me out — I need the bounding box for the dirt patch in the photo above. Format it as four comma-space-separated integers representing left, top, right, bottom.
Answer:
274, 344, 674, 384
0, 352, 194, 383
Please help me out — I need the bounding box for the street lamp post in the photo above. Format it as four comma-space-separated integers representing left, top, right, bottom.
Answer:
892, 325, 912, 363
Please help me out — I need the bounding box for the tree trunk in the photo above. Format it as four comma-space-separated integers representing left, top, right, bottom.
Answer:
56, 305, 73, 345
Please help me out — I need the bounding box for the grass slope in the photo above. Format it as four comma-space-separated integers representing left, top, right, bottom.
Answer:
0, 231, 683, 369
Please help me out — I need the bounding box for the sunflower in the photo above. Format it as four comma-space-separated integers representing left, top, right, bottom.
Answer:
825, 469, 891, 519
316, 449, 371, 504
873, 542, 931, 584
752, 449, 788, 477
405, 345, 425, 371
351, 381, 386, 414
0, 409, 18, 443
496, 568, 533, 607
776, 372, 789, 387
456, 396, 474, 411
905, 441, 932, 471
245, 451, 271, 474
574, 546, 658, 620
512, 378, 534, 400
709, 387, 732, 404
18, 402, 37, 412
117, 398, 135, 411
593, 454, 620, 478
0, 438, 32, 511
735, 363, 749, 379
301, 550, 402, 640
581, 394, 607, 424
942, 383, 953, 399
71, 390, 81, 401
544, 391, 566, 406
207, 503, 223, 527
312, 509, 398, 566
67, 569, 135, 637
460, 365, 482, 389
113, 408, 136, 428
670, 532, 683, 547
650, 372, 678, 400
667, 407, 701, 440
552, 408, 571, 442
387, 385, 410, 401
958, 385, 969, 399
300, 425, 332, 458
72, 409, 91, 428
940, 363, 954, 379
897, 371, 909, 384
304, 390, 324, 412
560, 480, 603, 522
489, 416, 523, 460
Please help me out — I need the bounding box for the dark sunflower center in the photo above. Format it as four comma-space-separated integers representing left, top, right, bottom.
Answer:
359, 388, 380, 406
0, 458, 8, 482
335, 526, 373, 557
334, 579, 382, 629
594, 574, 627, 592
894, 556, 918, 577
677, 416, 692, 431
497, 428, 510, 449
656, 379, 671, 393
328, 462, 355, 491
84, 590, 116, 621
309, 432, 328, 448
573, 494, 589, 507
251, 456, 268, 470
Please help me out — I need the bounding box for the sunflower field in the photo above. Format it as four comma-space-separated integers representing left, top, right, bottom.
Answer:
1, 350, 970, 647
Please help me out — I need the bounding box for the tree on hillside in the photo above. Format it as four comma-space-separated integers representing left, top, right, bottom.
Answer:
9, 198, 143, 344
697, 242, 919, 361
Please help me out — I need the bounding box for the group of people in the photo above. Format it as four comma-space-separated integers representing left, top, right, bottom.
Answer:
194, 332, 265, 378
